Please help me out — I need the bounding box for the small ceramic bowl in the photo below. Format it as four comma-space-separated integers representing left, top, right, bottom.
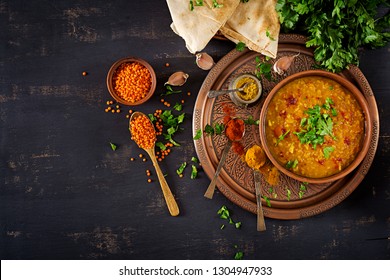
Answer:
259, 70, 372, 184
228, 74, 262, 107
106, 57, 157, 105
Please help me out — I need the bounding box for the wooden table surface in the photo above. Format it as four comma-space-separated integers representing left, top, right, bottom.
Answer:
1, 0, 389, 260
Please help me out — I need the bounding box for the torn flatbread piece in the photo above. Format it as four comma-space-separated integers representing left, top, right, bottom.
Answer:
220, 0, 280, 58
167, 0, 240, 54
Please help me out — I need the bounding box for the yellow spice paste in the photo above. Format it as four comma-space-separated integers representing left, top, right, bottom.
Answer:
235, 77, 258, 101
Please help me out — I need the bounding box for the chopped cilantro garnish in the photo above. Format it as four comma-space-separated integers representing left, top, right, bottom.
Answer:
275, 129, 290, 146
155, 141, 166, 151
286, 159, 298, 169
161, 85, 181, 96
255, 56, 272, 81
323, 146, 335, 159
262, 195, 272, 207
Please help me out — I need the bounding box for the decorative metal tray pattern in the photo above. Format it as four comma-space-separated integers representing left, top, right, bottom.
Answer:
192, 34, 379, 219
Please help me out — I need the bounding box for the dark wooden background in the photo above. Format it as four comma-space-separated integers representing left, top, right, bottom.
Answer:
1, 0, 389, 260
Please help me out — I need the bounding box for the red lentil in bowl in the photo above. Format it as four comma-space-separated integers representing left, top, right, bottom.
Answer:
259, 70, 372, 184
106, 57, 156, 105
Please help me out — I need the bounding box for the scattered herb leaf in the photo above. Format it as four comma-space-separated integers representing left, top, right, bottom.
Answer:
173, 102, 183, 111
161, 85, 182, 96
286, 159, 298, 169
266, 30, 276, 41
286, 188, 291, 201
255, 56, 272, 81
262, 195, 272, 207
191, 165, 198, 179
191, 156, 199, 163
244, 115, 259, 125
323, 146, 335, 159
156, 141, 166, 151
236, 41, 246, 52
109, 142, 117, 151
193, 129, 202, 140
214, 123, 224, 135
176, 162, 187, 175
275, 129, 290, 146
234, 251, 244, 260
299, 182, 308, 199
212, 0, 223, 8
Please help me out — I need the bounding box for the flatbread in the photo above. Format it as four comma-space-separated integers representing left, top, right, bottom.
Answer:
166, 0, 240, 54
220, 0, 280, 58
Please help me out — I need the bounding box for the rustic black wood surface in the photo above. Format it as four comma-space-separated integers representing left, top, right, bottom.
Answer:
1, 0, 389, 260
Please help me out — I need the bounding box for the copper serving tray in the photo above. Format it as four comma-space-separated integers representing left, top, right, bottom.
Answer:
192, 34, 379, 220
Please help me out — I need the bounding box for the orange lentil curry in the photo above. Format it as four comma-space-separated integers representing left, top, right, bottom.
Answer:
113, 62, 152, 103
130, 114, 156, 150
265, 76, 364, 178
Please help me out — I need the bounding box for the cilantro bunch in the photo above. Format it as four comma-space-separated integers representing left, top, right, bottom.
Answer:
276, 0, 390, 72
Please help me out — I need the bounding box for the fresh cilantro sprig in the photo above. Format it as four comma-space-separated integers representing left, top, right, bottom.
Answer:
255, 56, 272, 81
193, 122, 224, 140
161, 85, 182, 96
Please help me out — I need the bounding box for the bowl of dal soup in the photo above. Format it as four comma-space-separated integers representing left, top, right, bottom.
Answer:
259, 70, 372, 184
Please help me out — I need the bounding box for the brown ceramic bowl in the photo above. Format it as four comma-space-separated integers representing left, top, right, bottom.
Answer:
106, 57, 156, 105
259, 70, 372, 184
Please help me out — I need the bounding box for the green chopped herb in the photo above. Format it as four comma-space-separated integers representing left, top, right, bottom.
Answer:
191, 165, 198, 179
176, 162, 187, 175
217, 205, 241, 229
189, 0, 194, 11
195, 0, 204, 6
262, 195, 272, 207
212, 0, 223, 8
217, 205, 230, 220
191, 156, 199, 163
214, 123, 224, 135
266, 30, 276, 41
204, 124, 214, 135
220, 224, 225, 230
244, 115, 259, 125
286, 159, 298, 169
173, 102, 183, 111
241, 0, 250, 2
331, 108, 337, 116
109, 142, 117, 151
236, 42, 246, 52
193, 129, 202, 140
255, 56, 272, 81
323, 146, 335, 159
286, 188, 291, 201
234, 251, 244, 260
294, 102, 336, 149
275, 129, 290, 146
155, 141, 166, 151
148, 113, 157, 122
299, 182, 308, 199
161, 85, 181, 96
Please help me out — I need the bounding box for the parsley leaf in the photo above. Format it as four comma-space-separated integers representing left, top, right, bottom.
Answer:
193, 129, 202, 140
323, 146, 335, 159
191, 165, 198, 179
255, 56, 272, 81
275, 129, 290, 146
286, 159, 298, 169
236, 42, 246, 52
109, 142, 117, 151
161, 85, 181, 96
176, 162, 187, 175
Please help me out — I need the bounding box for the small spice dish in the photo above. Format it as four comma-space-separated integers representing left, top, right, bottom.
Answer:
107, 57, 157, 105
228, 74, 262, 107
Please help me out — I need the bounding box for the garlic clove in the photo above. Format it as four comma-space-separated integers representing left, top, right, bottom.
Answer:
164, 71, 189, 86
273, 53, 300, 75
196, 52, 215, 70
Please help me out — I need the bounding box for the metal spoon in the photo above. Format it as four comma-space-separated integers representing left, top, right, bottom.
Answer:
207, 82, 251, 98
245, 145, 267, 231
204, 118, 245, 199
129, 111, 180, 216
